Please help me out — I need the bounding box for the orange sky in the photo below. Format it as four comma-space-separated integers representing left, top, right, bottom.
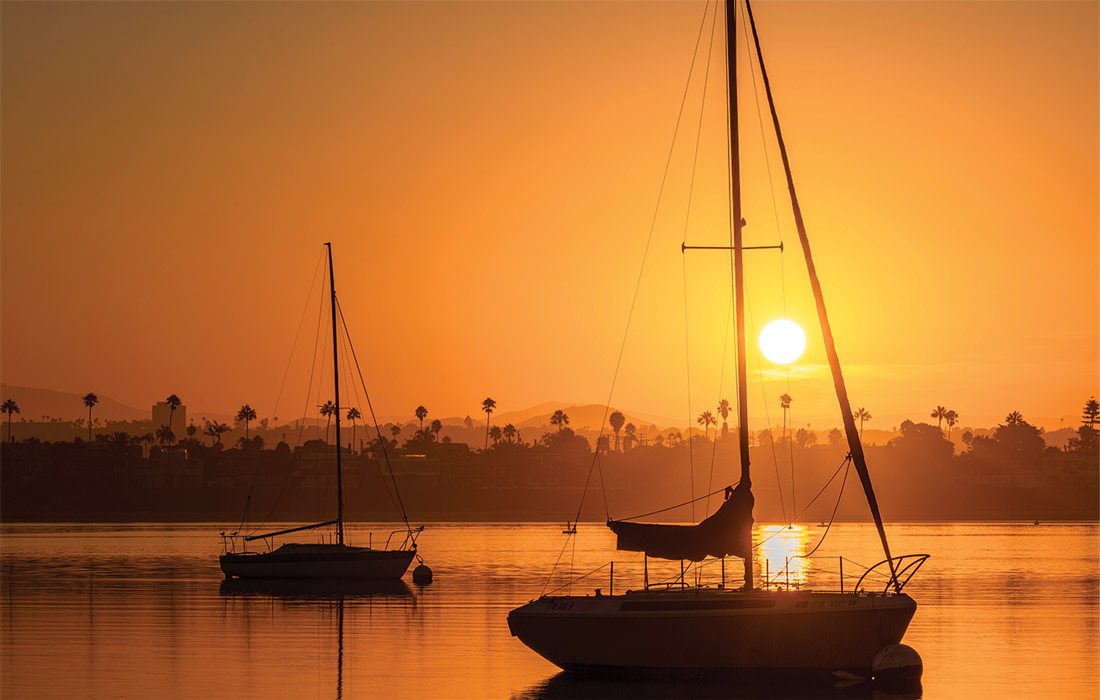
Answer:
2, 0, 1097, 431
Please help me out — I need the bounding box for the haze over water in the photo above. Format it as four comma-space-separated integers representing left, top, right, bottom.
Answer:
2, 522, 1096, 698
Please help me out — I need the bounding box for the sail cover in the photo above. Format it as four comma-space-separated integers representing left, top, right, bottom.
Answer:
607, 482, 754, 561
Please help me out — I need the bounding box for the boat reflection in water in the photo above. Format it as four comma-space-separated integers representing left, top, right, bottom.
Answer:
219, 578, 414, 699
520, 671, 922, 700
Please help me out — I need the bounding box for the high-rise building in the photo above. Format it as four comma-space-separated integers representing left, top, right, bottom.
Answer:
152, 401, 187, 435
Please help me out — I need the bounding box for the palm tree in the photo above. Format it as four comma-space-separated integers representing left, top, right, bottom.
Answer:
165, 394, 182, 434
853, 407, 872, 438
1, 399, 20, 442
235, 404, 257, 440
1005, 411, 1024, 426
930, 405, 949, 432
550, 409, 570, 432
389, 424, 402, 444
202, 421, 220, 446
697, 410, 716, 441
482, 397, 496, 450
83, 393, 99, 442
502, 423, 517, 443
717, 399, 731, 439
186, 423, 197, 439
319, 401, 336, 443
415, 405, 428, 431
347, 407, 362, 451
609, 410, 625, 451
110, 432, 131, 447
489, 425, 503, 445
155, 425, 175, 446
623, 422, 638, 450
944, 409, 959, 439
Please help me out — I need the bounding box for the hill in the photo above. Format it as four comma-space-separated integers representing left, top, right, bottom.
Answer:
0, 384, 147, 421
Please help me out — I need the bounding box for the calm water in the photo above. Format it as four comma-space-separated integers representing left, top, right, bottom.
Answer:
1, 522, 1097, 699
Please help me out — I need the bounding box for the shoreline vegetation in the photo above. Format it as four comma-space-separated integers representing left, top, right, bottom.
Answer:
1, 395, 1097, 524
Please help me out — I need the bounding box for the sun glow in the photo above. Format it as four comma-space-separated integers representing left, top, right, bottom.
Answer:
759, 319, 807, 365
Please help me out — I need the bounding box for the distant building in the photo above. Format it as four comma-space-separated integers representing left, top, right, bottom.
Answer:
152, 401, 186, 433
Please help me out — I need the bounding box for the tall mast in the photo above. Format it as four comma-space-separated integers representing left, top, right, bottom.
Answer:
725, 0, 752, 592
743, 0, 898, 589
326, 242, 345, 546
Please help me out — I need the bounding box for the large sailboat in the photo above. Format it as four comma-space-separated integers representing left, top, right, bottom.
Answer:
509, 0, 927, 681
220, 243, 420, 581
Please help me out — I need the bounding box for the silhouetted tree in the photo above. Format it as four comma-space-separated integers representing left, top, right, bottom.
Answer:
827, 428, 844, 448
155, 425, 175, 446
550, 409, 570, 432
482, 397, 496, 450
609, 411, 625, 451
489, 425, 503, 445
430, 419, 443, 440
2, 399, 19, 442
1068, 397, 1099, 455
794, 428, 817, 450
1083, 397, 1100, 428
83, 393, 98, 442
463, 415, 474, 430
347, 407, 362, 451
415, 405, 428, 431
697, 411, 716, 442
186, 423, 197, 438
654, 433, 665, 447
319, 401, 336, 443
236, 404, 257, 440
165, 394, 182, 434
390, 424, 401, 443
502, 423, 517, 443
944, 410, 959, 440
853, 407, 872, 438
624, 422, 638, 450
718, 399, 731, 440
931, 405, 949, 432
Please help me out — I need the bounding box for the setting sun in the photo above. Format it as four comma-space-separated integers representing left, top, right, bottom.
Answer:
759, 319, 807, 365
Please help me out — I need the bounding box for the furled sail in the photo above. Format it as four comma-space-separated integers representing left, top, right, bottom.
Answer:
606, 482, 754, 562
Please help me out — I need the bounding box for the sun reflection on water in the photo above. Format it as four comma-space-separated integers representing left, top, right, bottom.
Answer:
755, 524, 810, 589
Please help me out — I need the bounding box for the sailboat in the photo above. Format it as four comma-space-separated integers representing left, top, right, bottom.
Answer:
508, 0, 927, 681
220, 243, 420, 581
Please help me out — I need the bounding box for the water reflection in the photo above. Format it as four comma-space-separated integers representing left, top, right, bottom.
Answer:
518, 672, 924, 699
755, 524, 810, 588
218, 578, 413, 600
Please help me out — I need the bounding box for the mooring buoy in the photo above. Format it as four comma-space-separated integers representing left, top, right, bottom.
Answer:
412, 563, 433, 584
872, 643, 923, 691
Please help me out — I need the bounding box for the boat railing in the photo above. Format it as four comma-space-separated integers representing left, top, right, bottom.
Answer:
537, 552, 930, 599
384, 526, 425, 552
853, 553, 930, 594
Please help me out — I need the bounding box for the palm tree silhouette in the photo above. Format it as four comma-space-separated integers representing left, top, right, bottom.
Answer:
944, 409, 959, 439
415, 405, 428, 431
482, 397, 496, 450
489, 425, 503, 445
609, 411, 625, 451
931, 405, 948, 432
155, 425, 175, 446
717, 399, 731, 440
502, 423, 517, 443
236, 404, 257, 440
165, 394, 182, 434
697, 410, 716, 442
1005, 411, 1024, 426
346, 407, 362, 451
550, 409, 570, 432
83, 393, 99, 442
1, 399, 20, 443
624, 422, 638, 450
319, 401, 336, 443
853, 407, 872, 438
202, 421, 219, 446
389, 424, 402, 442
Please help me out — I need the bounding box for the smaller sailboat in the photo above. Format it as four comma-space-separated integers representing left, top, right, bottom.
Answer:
220, 243, 420, 581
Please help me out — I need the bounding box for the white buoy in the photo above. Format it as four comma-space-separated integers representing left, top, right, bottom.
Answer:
873, 643, 923, 690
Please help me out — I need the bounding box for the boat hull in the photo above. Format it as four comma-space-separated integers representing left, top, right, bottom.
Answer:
508, 589, 916, 679
220, 545, 415, 580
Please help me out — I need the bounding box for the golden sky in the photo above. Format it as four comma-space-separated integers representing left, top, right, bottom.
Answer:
2, 1, 1096, 430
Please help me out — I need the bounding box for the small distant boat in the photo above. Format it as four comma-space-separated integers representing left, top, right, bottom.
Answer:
562, 521, 578, 535
220, 243, 421, 581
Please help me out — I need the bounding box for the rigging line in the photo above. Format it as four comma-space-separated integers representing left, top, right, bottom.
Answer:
271, 248, 326, 421
799, 457, 851, 560
680, 0, 719, 524
247, 261, 330, 537
540, 531, 575, 597
618, 483, 735, 522
705, 299, 733, 519
335, 298, 413, 533
572, 0, 714, 526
